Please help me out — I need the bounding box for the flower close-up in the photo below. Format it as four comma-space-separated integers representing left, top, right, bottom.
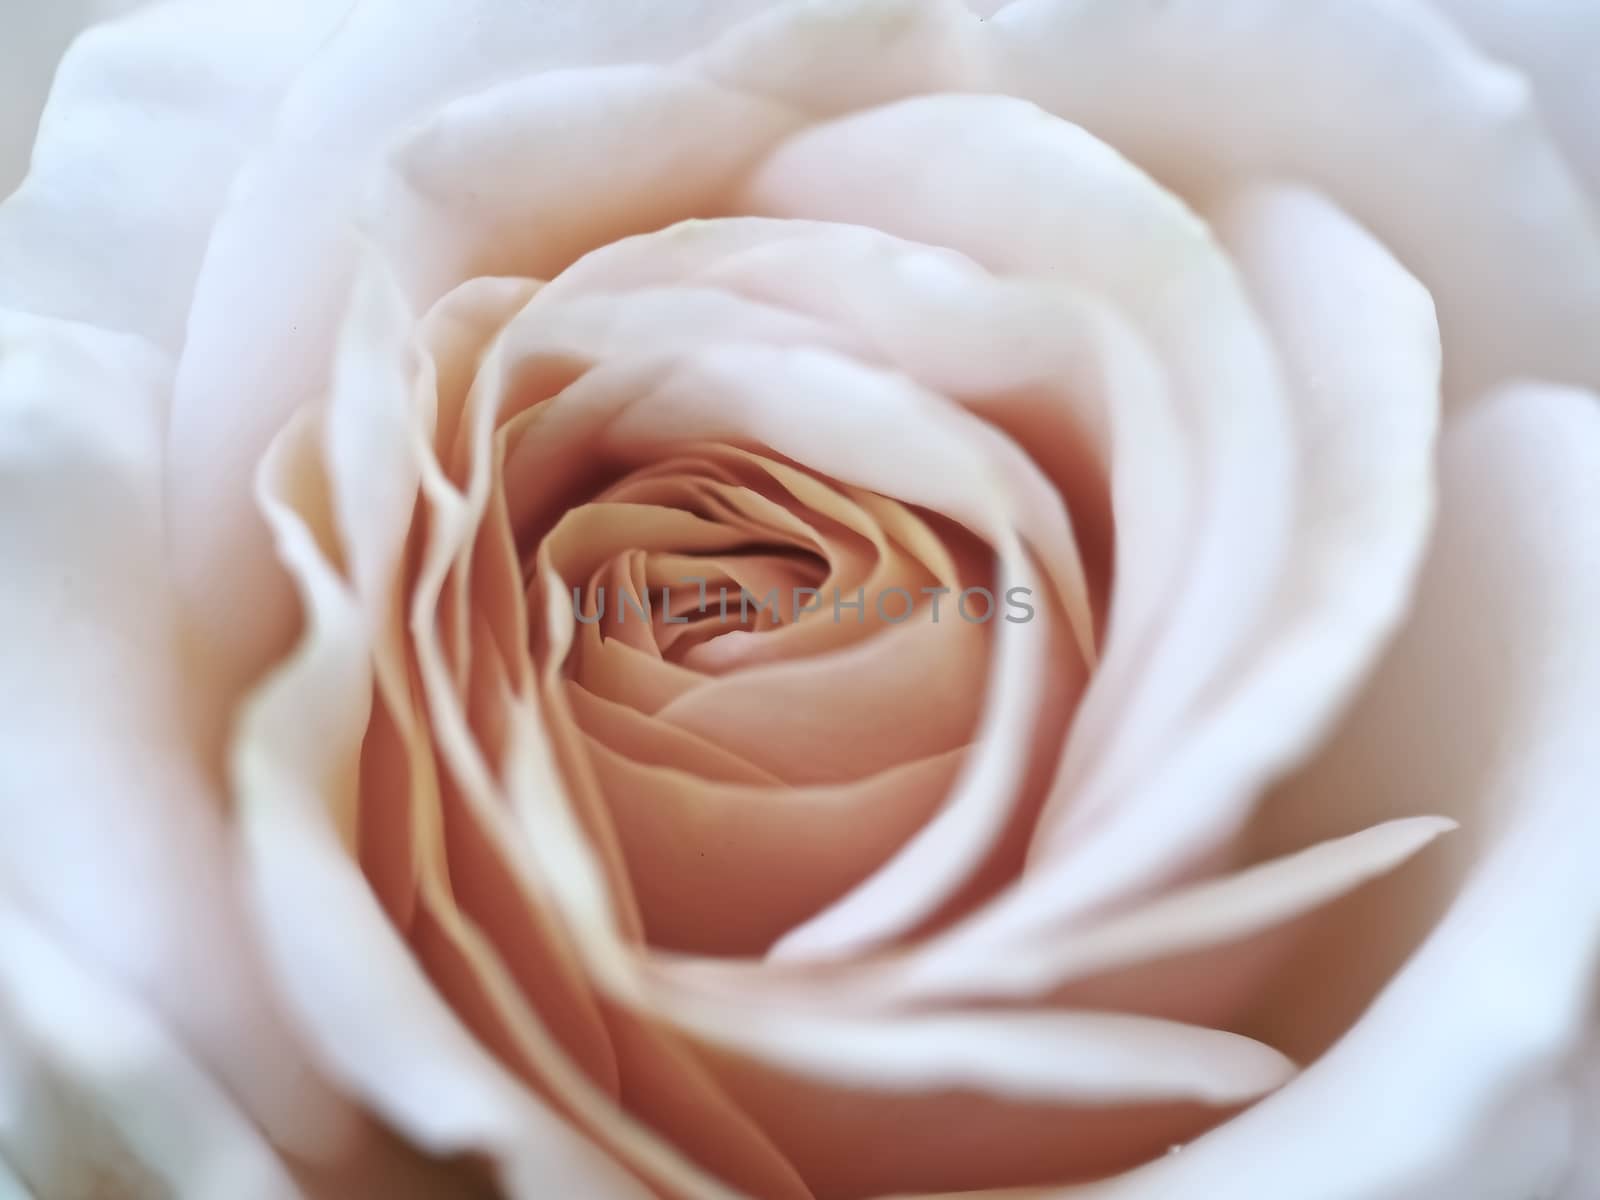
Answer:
1, 2, 1598, 1198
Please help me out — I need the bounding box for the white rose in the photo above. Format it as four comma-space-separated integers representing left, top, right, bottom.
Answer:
1, 3, 1596, 1199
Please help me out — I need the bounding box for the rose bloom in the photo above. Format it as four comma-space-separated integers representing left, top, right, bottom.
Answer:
2, 1, 1598, 1197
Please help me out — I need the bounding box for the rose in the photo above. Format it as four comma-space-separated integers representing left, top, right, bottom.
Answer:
2, 1, 1597, 1197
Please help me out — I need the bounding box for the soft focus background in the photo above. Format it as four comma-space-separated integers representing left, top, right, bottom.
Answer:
0, 0, 145, 197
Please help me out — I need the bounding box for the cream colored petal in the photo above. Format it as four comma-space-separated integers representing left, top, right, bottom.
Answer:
362, 65, 798, 308
0, 0, 149, 197
887, 817, 1457, 1005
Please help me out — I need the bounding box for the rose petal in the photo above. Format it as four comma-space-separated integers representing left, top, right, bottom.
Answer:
988, 0, 1600, 400
687, 0, 985, 115
0, 0, 344, 346
236, 416, 657, 1199
1001, 182, 1442, 924
1424, 0, 1600, 198
165, 16, 795, 693
740, 96, 1301, 931
590, 745, 964, 955
663, 1007, 1296, 1108
0, 312, 353, 1160
870, 816, 1457, 1007
500, 341, 1082, 959
1043, 383, 1600, 1199
0, 905, 302, 1200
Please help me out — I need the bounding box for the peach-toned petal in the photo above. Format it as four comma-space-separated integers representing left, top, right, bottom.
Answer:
591, 746, 964, 955
384, 292, 816, 1196
542, 217, 1183, 655
565, 684, 780, 786
697, 1051, 1242, 1199
236, 417, 655, 1199
501, 341, 1080, 959
651, 618, 984, 784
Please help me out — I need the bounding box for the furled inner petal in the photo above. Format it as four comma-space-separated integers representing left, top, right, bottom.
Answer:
986, 182, 1442, 928
740, 95, 1301, 946
487, 335, 1087, 963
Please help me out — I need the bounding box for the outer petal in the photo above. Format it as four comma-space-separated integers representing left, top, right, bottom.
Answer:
1427, 0, 1600, 198
0, 904, 301, 1200
1007, 182, 1440, 922
0, 0, 348, 347
987, 0, 1600, 402
163, 0, 789, 693
1045, 384, 1600, 1200
0, 1, 144, 196
0, 312, 354, 1161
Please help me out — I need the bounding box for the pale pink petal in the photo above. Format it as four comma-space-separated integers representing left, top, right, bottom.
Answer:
164, 13, 794, 694
1040, 384, 1600, 1200
987, 0, 1600, 400
0, 1, 149, 196
662, 1007, 1294, 1108
1425, 0, 1600, 197
591, 746, 964, 955
0, 0, 343, 346
363, 66, 796, 308
0, 905, 300, 1200
740, 96, 1299, 934
998, 183, 1441, 928
0, 313, 353, 1161
686, 0, 986, 115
